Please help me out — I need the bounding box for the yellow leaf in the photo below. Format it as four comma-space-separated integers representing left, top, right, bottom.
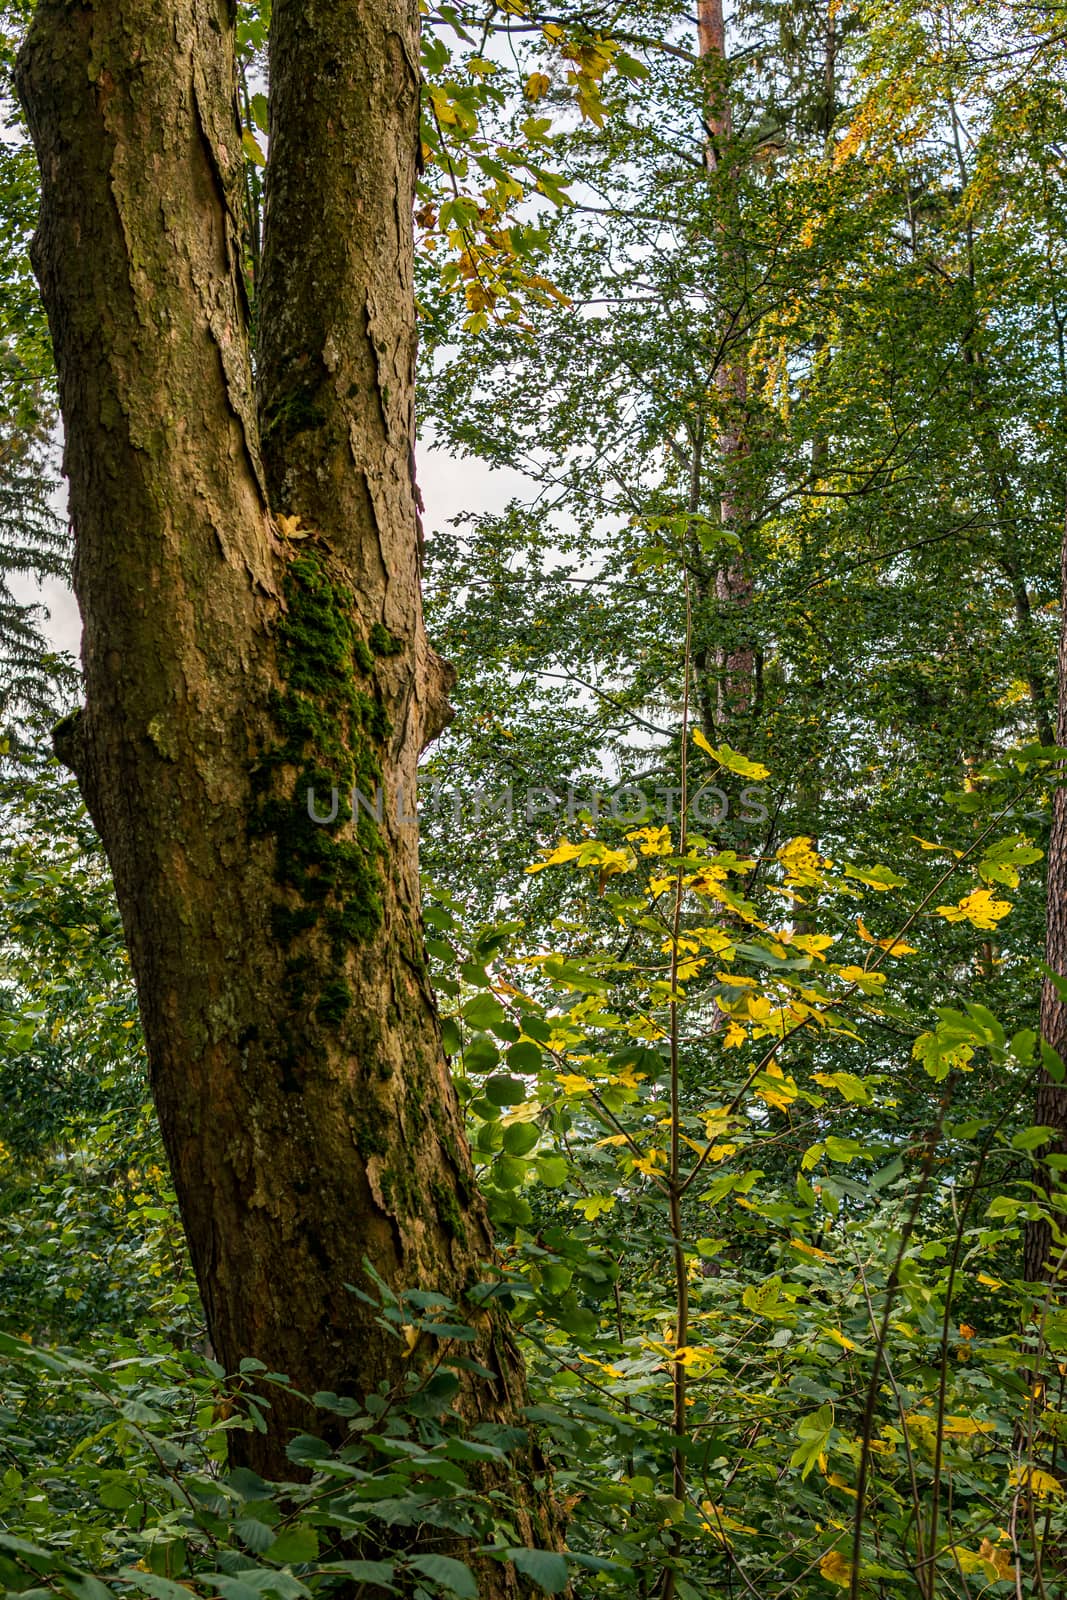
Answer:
789, 932, 835, 961
754, 1059, 799, 1112
525, 71, 551, 100
855, 916, 916, 954
818, 1549, 851, 1587
556, 1073, 591, 1095
692, 730, 770, 779
699, 1501, 757, 1544
913, 836, 964, 858
776, 836, 827, 886
979, 1540, 1016, 1582
629, 825, 673, 856
1009, 1465, 1062, 1498
834, 964, 886, 989
789, 1238, 836, 1261
942, 1415, 995, 1436
529, 837, 584, 871
935, 888, 1011, 930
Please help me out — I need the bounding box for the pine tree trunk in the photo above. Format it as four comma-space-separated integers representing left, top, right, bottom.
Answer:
16, 3, 549, 1548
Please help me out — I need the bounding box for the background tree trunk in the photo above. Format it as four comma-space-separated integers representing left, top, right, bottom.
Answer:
17, 1, 546, 1542
695, 0, 755, 735
1027, 512, 1067, 1284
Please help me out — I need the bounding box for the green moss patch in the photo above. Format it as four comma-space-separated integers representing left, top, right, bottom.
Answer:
252, 548, 391, 995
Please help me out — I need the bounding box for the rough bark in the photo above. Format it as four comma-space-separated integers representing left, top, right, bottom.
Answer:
1027, 511, 1067, 1284
17, 3, 549, 1552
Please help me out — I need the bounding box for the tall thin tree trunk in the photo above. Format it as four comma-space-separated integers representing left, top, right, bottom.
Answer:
1027, 508, 1067, 1283
696, 0, 754, 732
16, 6, 550, 1549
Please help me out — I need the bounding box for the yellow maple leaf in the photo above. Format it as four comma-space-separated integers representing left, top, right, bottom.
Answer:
754, 1059, 799, 1112
979, 1539, 1015, 1582
936, 888, 1011, 930
777, 836, 826, 886
913, 835, 964, 858
699, 1501, 757, 1544
788, 932, 835, 960
628, 825, 673, 856
790, 1238, 835, 1261
855, 916, 916, 954
1009, 1465, 1062, 1498
942, 1415, 995, 1436
691, 731, 771, 779
529, 837, 584, 871
818, 1549, 851, 1587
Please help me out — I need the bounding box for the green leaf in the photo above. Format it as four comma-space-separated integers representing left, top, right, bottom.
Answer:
485, 1073, 526, 1107
494, 1155, 527, 1189
328, 1561, 396, 1590
507, 1040, 542, 1072
535, 1155, 569, 1187
118, 1573, 193, 1600
1012, 1125, 1057, 1152
201, 1580, 261, 1600
502, 1120, 540, 1156
408, 1554, 478, 1597
823, 1136, 871, 1163
268, 1525, 319, 1565
59, 1576, 115, 1600
505, 1548, 570, 1593
741, 1275, 784, 1317
463, 994, 508, 1029
236, 1518, 276, 1554
464, 1035, 500, 1074
789, 1403, 834, 1479
286, 1434, 331, 1464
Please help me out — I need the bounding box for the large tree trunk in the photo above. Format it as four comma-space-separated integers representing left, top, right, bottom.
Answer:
16, 1, 545, 1538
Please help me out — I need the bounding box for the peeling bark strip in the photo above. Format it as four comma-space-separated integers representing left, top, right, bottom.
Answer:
17, 0, 544, 1537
